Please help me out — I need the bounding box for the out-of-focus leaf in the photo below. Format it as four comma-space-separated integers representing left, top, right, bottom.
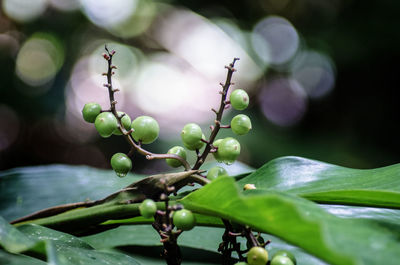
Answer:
180, 177, 400, 265
0, 216, 45, 254
83, 224, 327, 265
0, 165, 142, 221
238, 156, 400, 208
18, 224, 92, 249
0, 250, 47, 265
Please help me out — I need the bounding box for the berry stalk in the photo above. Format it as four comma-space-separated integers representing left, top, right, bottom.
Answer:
103, 46, 191, 170
192, 58, 240, 170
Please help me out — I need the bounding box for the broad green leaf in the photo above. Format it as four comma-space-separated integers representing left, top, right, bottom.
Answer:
238, 156, 400, 208
181, 177, 400, 265
13, 222, 143, 265
0, 250, 47, 265
0, 216, 45, 254
82, 225, 327, 265
0, 165, 142, 221
18, 224, 92, 249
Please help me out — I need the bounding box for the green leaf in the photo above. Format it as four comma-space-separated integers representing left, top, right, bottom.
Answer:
0, 165, 142, 221
14, 222, 143, 265
0, 250, 47, 265
83, 225, 327, 265
0, 216, 45, 254
238, 156, 400, 208
180, 177, 400, 265
17, 224, 92, 249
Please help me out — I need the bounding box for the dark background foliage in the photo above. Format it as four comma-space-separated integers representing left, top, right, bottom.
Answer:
0, 0, 399, 172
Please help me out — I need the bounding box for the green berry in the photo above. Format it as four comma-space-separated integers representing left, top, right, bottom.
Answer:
207, 166, 228, 181
181, 123, 203, 150
82, 103, 101, 123
230, 89, 249, 110
247, 247, 269, 265
110, 153, 132, 177
95, 112, 118, 138
173, 209, 196, 231
139, 199, 157, 218
131, 116, 159, 144
271, 256, 294, 265
272, 250, 296, 265
218, 137, 241, 164
166, 146, 187, 168
231, 114, 252, 135
234, 263, 248, 265
212, 139, 224, 162
113, 112, 131, 135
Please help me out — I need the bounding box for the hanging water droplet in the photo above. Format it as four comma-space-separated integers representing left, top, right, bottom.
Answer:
116, 172, 127, 178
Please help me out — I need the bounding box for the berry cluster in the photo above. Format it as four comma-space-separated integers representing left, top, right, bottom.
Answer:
81, 47, 251, 181
81, 47, 278, 265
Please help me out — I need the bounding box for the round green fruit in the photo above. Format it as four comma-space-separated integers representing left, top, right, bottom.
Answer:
82, 102, 101, 123
206, 166, 228, 181
218, 137, 241, 164
271, 256, 294, 265
173, 209, 196, 231
247, 247, 269, 265
95, 112, 118, 138
212, 139, 224, 162
234, 263, 248, 265
113, 112, 131, 135
166, 146, 187, 168
110, 153, 132, 177
131, 116, 160, 144
230, 89, 249, 110
181, 123, 203, 150
231, 114, 252, 135
272, 250, 296, 265
139, 199, 157, 218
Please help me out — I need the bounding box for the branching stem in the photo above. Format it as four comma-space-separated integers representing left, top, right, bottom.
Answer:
103, 46, 191, 171
192, 58, 239, 170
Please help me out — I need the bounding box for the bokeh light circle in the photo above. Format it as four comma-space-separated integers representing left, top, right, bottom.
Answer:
291, 50, 336, 99
2, 0, 48, 23
259, 78, 307, 127
15, 33, 64, 89
252, 16, 299, 65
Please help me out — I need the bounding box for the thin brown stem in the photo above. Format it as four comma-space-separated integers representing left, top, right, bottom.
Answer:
192, 58, 239, 170
103, 46, 191, 171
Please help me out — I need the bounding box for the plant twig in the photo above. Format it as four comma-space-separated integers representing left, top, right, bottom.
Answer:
192, 58, 239, 170
103, 46, 191, 171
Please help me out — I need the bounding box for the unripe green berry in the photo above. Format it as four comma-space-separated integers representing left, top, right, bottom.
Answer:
139, 199, 157, 218
183, 133, 205, 150
131, 116, 160, 144
230, 89, 249, 110
166, 146, 187, 168
218, 137, 241, 164
82, 103, 101, 123
110, 153, 132, 177
113, 112, 131, 135
95, 112, 118, 138
181, 123, 203, 150
272, 250, 296, 265
173, 209, 196, 231
212, 139, 224, 162
231, 114, 252, 135
247, 247, 269, 265
206, 166, 228, 181
271, 256, 294, 265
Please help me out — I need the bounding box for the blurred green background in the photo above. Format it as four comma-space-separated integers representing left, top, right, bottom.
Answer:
0, 0, 399, 173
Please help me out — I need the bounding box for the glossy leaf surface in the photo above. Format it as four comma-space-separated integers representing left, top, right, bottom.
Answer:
181, 177, 400, 265
238, 156, 400, 208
